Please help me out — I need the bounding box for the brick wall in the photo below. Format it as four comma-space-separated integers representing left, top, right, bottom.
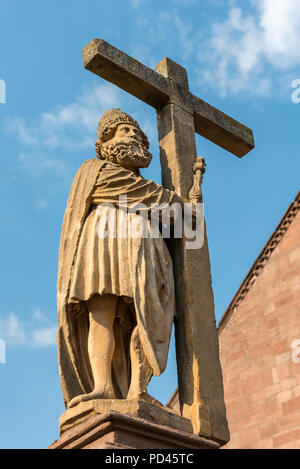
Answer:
219, 208, 300, 449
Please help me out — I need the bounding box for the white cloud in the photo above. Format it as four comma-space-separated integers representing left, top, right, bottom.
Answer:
0, 310, 57, 348
32, 326, 57, 347
258, 0, 300, 67
0, 313, 26, 346
33, 308, 48, 322
17, 152, 70, 179
34, 198, 48, 210
5, 117, 38, 145
199, 0, 300, 97
160, 11, 194, 60
133, 9, 198, 67
31, 309, 57, 346
6, 82, 122, 151
5, 82, 123, 181
129, 0, 145, 7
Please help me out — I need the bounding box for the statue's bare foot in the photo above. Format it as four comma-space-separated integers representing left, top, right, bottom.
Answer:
68, 388, 116, 408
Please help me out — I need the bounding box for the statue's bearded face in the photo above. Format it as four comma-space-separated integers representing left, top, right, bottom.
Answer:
100, 124, 152, 169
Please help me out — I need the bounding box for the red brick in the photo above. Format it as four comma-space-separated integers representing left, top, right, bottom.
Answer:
273, 427, 300, 447
289, 362, 300, 377
268, 318, 279, 329
277, 409, 300, 431
252, 437, 274, 449
249, 342, 272, 359
280, 377, 297, 391
239, 426, 260, 448
277, 390, 292, 405
282, 396, 300, 415
272, 340, 287, 354
273, 363, 290, 382
260, 420, 278, 439
251, 383, 280, 403
225, 350, 245, 364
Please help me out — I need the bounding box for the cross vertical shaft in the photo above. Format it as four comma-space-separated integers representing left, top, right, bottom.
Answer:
156, 58, 229, 443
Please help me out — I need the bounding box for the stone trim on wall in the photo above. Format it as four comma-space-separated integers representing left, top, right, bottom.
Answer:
218, 191, 300, 333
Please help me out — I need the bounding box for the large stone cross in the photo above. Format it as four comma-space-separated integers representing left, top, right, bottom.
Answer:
82, 39, 254, 444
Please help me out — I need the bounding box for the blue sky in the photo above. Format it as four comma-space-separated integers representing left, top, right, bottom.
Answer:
0, 0, 299, 449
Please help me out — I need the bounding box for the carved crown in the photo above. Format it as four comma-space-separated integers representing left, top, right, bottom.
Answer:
96, 109, 149, 149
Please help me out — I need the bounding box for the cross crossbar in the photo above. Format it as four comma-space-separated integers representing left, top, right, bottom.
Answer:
83, 38, 254, 157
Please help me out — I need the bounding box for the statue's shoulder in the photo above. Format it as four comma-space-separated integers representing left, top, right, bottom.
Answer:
77, 157, 104, 170
74, 158, 105, 178
68, 159, 106, 198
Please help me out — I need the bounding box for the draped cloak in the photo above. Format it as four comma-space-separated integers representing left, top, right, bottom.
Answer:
57, 158, 184, 407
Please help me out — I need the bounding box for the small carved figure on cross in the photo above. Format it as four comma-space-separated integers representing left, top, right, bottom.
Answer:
189, 157, 206, 204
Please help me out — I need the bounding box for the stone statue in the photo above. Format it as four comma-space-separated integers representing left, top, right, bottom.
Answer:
53, 39, 255, 446
57, 109, 197, 409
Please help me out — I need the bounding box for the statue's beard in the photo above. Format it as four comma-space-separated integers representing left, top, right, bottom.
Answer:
101, 139, 152, 169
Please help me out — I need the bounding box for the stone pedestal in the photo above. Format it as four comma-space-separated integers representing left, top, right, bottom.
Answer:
48, 399, 219, 449
48, 411, 219, 449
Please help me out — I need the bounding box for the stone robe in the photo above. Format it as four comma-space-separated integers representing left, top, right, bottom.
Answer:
57, 158, 184, 406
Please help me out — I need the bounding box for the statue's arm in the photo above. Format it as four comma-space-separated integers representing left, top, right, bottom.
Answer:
93, 164, 200, 220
